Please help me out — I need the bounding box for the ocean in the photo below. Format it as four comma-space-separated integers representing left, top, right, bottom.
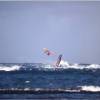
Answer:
0, 62, 100, 99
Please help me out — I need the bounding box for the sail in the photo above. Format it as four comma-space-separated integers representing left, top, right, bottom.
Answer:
43, 48, 55, 56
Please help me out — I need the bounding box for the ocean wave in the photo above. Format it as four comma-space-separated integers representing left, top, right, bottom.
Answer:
37, 61, 100, 71
0, 86, 100, 93
79, 85, 100, 92
0, 61, 100, 71
0, 65, 21, 71
60, 60, 100, 70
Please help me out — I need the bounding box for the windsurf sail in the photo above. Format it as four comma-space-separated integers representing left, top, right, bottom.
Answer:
43, 48, 55, 56
56, 54, 62, 67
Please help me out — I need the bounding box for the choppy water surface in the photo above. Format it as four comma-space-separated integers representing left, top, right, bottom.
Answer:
0, 62, 100, 99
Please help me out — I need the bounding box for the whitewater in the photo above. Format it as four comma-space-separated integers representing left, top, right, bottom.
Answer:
0, 61, 100, 99
0, 60, 100, 71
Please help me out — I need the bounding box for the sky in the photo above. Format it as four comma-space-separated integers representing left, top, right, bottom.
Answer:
0, 1, 100, 64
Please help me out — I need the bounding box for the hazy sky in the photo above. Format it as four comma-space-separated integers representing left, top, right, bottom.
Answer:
0, 1, 100, 64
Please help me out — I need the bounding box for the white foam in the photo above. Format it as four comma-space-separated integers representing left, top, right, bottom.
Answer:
86, 64, 100, 69
0, 65, 21, 71
58, 61, 100, 70
39, 62, 100, 70
41, 61, 100, 70
25, 81, 30, 83
80, 86, 100, 92
60, 60, 69, 66
24, 88, 30, 91
0, 62, 100, 71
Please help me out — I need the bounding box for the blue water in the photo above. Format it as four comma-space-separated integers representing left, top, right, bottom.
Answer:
0, 63, 100, 99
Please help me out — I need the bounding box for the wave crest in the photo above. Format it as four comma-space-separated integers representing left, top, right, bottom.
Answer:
0, 61, 100, 71
0, 65, 21, 71
79, 86, 100, 92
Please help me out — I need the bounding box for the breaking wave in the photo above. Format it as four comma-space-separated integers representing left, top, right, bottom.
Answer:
80, 85, 100, 92
0, 61, 100, 71
0, 65, 21, 71
1, 86, 100, 93
21, 85, 100, 92
60, 60, 100, 70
